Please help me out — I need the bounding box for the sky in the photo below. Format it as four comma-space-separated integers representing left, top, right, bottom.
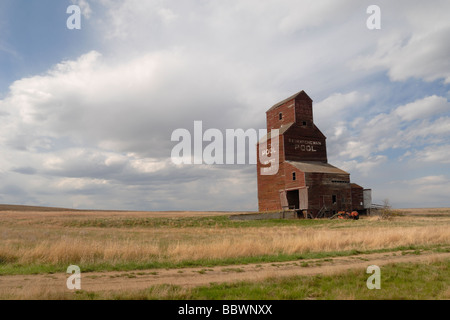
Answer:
0, 0, 449, 211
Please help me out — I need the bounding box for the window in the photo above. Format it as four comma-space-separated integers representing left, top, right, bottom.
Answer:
292, 172, 296, 181
332, 180, 349, 184
302, 121, 307, 126
279, 113, 283, 120
332, 195, 337, 204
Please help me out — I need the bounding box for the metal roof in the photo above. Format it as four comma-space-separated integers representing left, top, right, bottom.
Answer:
286, 161, 349, 174
350, 183, 363, 189
267, 90, 312, 112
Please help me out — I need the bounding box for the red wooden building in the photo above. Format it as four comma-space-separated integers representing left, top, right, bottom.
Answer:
256, 90, 371, 217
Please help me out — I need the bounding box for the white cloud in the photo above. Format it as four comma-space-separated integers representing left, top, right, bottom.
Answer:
352, 1, 450, 83
406, 175, 448, 185
327, 95, 450, 161
394, 95, 449, 121
402, 116, 450, 147
71, 0, 92, 19
414, 145, 450, 164
335, 155, 387, 177
1, 0, 449, 210
0, 49, 249, 157
277, 0, 355, 33
315, 91, 371, 125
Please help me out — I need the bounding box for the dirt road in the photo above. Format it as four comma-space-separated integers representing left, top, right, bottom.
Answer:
0, 250, 448, 296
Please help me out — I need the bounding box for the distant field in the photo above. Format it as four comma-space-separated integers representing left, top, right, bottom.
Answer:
0, 204, 246, 217
0, 204, 81, 212
0, 205, 448, 300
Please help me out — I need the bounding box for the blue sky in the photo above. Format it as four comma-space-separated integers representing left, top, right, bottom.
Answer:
0, 1, 96, 94
0, 0, 449, 210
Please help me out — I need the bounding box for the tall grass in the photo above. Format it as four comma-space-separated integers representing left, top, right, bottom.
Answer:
0, 226, 448, 268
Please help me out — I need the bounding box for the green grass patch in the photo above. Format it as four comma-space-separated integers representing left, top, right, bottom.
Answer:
189, 260, 449, 300
221, 268, 245, 273
61, 215, 342, 229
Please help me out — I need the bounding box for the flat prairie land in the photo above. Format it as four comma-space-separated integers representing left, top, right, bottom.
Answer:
0, 206, 448, 300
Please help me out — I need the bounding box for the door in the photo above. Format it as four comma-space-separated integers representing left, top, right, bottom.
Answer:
286, 190, 300, 209
299, 188, 308, 210
279, 190, 288, 210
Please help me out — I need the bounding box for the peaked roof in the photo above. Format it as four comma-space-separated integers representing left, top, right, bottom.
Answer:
286, 161, 349, 175
267, 90, 312, 112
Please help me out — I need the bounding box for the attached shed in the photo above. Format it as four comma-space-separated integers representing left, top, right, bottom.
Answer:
351, 183, 364, 211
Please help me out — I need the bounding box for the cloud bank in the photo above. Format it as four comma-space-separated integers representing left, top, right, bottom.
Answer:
0, 0, 449, 209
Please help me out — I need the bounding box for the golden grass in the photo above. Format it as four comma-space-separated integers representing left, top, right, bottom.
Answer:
0, 225, 448, 266
0, 285, 71, 301
170, 226, 448, 260
0, 208, 448, 300
0, 208, 448, 269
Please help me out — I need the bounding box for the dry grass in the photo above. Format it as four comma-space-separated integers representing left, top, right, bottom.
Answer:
0, 208, 448, 271
0, 285, 71, 300
0, 207, 448, 300
165, 225, 449, 261
0, 225, 448, 267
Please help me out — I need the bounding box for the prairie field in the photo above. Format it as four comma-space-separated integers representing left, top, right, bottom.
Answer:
0, 205, 449, 300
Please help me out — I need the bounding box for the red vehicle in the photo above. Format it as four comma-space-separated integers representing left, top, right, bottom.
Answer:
332, 211, 359, 220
